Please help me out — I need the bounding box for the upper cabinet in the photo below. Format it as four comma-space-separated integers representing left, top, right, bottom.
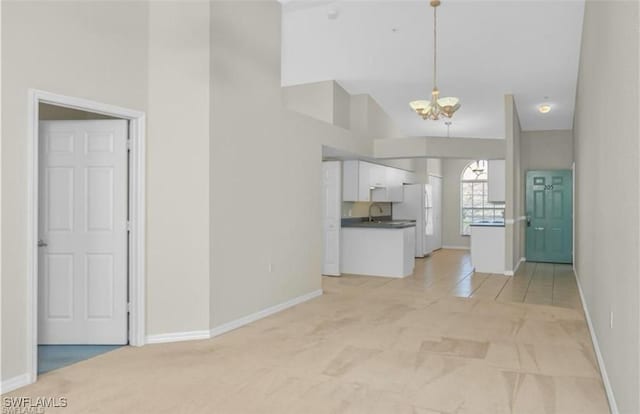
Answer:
385, 168, 404, 202
369, 163, 386, 189
488, 160, 506, 203
343, 160, 370, 202
343, 160, 409, 202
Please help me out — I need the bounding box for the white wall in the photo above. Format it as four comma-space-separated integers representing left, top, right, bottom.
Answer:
146, 1, 211, 336
1, 0, 149, 382
504, 95, 523, 272
1, 0, 212, 383
573, 1, 639, 412
333, 82, 351, 130
283, 81, 335, 126
427, 158, 442, 178
521, 130, 573, 171
209, 2, 404, 328
442, 159, 473, 249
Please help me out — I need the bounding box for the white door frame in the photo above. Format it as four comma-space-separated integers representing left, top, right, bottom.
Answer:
26, 89, 146, 383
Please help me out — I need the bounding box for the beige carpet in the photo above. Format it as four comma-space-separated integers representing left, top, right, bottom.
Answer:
4, 250, 609, 413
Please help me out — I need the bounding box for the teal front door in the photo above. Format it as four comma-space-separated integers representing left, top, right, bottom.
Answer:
525, 170, 573, 263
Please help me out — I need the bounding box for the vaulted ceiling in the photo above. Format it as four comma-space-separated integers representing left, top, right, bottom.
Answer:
281, 0, 585, 139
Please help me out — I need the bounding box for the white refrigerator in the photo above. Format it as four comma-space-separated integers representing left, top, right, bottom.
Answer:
393, 184, 435, 257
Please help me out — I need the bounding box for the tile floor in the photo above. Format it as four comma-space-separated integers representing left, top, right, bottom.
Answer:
5, 249, 609, 414
38, 345, 123, 374
403, 249, 582, 309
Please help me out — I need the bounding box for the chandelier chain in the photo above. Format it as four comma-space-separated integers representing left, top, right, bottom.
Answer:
433, 5, 437, 90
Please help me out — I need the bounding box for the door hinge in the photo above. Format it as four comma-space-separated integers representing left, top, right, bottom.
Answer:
126, 139, 132, 150
127, 221, 132, 232
127, 302, 131, 313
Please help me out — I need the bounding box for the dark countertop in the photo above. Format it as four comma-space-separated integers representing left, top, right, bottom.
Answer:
470, 221, 505, 228
341, 217, 416, 229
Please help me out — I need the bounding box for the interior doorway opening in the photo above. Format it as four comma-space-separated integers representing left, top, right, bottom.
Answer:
37, 104, 128, 374
27, 90, 146, 384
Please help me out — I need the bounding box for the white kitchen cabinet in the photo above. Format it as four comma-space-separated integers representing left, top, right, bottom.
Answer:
343, 160, 409, 202
488, 160, 506, 203
404, 171, 417, 185
369, 163, 386, 188
470, 224, 505, 274
343, 160, 370, 202
369, 163, 388, 202
341, 226, 416, 277
386, 168, 404, 202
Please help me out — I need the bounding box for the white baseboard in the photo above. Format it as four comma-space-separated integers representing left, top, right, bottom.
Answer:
442, 245, 470, 250
210, 289, 323, 338
1, 373, 32, 395
574, 267, 619, 414
145, 329, 211, 345
504, 257, 526, 276
145, 289, 323, 345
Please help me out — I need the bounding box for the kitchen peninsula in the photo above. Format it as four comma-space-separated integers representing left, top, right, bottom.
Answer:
341, 217, 416, 277
470, 221, 505, 274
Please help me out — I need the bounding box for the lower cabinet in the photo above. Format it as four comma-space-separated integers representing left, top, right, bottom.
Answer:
341, 226, 416, 277
470, 225, 505, 274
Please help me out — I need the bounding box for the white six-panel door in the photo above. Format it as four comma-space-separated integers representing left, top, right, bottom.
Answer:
38, 120, 128, 344
322, 161, 341, 276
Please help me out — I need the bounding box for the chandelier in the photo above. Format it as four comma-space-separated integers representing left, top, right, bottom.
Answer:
410, 0, 461, 120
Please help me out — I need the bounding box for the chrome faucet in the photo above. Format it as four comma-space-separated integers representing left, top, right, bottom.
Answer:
368, 203, 384, 222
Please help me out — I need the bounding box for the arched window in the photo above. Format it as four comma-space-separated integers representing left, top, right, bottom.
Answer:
460, 160, 505, 235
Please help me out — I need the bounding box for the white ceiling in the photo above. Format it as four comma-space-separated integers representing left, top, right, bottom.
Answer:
281, 0, 585, 139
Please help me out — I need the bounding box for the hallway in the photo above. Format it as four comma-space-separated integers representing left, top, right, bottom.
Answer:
392, 249, 582, 309
6, 249, 608, 413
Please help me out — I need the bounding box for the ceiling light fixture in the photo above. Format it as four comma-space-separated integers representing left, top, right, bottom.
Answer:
472, 160, 486, 178
538, 104, 552, 114
410, 0, 460, 121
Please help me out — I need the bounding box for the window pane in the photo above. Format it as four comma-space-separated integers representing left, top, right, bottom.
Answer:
462, 167, 476, 180
463, 194, 473, 207
462, 183, 473, 207
462, 160, 488, 181
473, 194, 484, 208
484, 210, 495, 221
460, 160, 492, 233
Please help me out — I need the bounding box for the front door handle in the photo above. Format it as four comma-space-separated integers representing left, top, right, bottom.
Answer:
37, 239, 48, 247
534, 227, 545, 231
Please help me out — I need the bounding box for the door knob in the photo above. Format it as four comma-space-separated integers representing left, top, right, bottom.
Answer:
37, 239, 48, 247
